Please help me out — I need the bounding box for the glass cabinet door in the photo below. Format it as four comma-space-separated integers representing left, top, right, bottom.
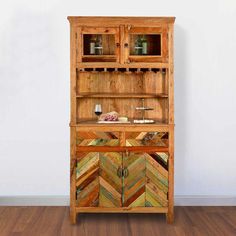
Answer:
125, 26, 168, 63
77, 27, 120, 63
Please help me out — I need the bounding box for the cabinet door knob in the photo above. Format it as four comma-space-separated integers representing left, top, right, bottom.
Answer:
116, 43, 120, 47
123, 168, 129, 178
117, 166, 123, 178
124, 43, 129, 48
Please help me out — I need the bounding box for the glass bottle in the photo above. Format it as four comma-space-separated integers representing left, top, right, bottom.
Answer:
141, 35, 147, 55
135, 35, 143, 55
89, 35, 96, 55
95, 35, 103, 55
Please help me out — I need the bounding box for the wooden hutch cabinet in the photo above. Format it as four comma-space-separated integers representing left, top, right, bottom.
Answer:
67, 16, 175, 224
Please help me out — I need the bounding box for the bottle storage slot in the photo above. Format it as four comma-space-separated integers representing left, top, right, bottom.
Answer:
78, 68, 166, 73
76, 69, 168, 95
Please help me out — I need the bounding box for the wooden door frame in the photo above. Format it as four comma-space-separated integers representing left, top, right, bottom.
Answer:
77, 26, 120, 63
124, 25, 168, 63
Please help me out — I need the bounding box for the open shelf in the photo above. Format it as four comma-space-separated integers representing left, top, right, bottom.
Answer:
76, 93, 168, 98
75, 119, 168, 126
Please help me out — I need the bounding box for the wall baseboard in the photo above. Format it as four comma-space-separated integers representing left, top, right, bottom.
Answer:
174, 195, 236, 206
0, 196, 70, 206
0, 195, 235, 206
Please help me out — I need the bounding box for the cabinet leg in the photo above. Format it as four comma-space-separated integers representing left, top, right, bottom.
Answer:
166, 210, 174, 224
70, 209, 77, 224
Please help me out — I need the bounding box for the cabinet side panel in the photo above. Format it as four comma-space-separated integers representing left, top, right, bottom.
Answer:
167, 23, 174, 223
70, 127, 77, 223
70, 25, 77, 124
168, 25, 174, 125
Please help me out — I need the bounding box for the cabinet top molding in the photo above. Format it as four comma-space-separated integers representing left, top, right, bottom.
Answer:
67, 16, 175, 26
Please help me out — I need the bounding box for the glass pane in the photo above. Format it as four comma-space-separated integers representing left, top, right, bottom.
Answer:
83, 34, 115, 55
129, 34, 161, 56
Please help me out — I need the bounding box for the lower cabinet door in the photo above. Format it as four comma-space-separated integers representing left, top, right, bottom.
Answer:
123, 152, 146, 207
76, 151, 168, 208
99, 152, 123, 207
123, 152, 169, 207
76, 152, 122, 207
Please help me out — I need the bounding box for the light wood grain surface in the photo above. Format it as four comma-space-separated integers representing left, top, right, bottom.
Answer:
69, 16, 175, 223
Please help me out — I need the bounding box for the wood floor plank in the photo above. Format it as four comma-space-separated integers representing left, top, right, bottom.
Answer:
0, 207, 22, 236
23, 207, 65, 236
0, 206, 235, 236
11, 206, 44, 235
59, 207, 78, 236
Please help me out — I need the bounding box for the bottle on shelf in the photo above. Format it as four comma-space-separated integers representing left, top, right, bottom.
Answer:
89, 35, 96, 55
135, 35, 143, 55
95, 35, 103, 55
141, 35, 147, 55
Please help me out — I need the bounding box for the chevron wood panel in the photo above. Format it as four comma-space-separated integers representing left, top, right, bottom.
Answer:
99, 152, 122, 207
126, 132, 168, 147
76, 151, 168, 208
146, 152, 168, 207
123, 152, 168, 207
76, 131, 119, 146
76, 152, 122, 207
123, 152, 146, 207
76, 152, 100, 207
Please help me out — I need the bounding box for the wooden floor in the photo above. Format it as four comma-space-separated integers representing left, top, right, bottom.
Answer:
0, 207, 235, 236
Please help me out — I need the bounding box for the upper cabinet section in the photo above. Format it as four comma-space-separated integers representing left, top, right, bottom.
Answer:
77, 27, 120, 63
68, 17, 175, 65
125, 26, 168, 63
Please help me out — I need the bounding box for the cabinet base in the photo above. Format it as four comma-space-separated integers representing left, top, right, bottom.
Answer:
70, 207, 174, 224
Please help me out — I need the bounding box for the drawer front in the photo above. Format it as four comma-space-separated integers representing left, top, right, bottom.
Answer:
76, 131, 120, 146
125, 131, 168, 147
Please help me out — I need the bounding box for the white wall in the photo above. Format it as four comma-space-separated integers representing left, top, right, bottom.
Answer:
0, 0, 236, 199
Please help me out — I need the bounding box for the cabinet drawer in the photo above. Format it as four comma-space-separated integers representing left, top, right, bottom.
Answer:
76, 131, 120, 146
125, 131, 168, 147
